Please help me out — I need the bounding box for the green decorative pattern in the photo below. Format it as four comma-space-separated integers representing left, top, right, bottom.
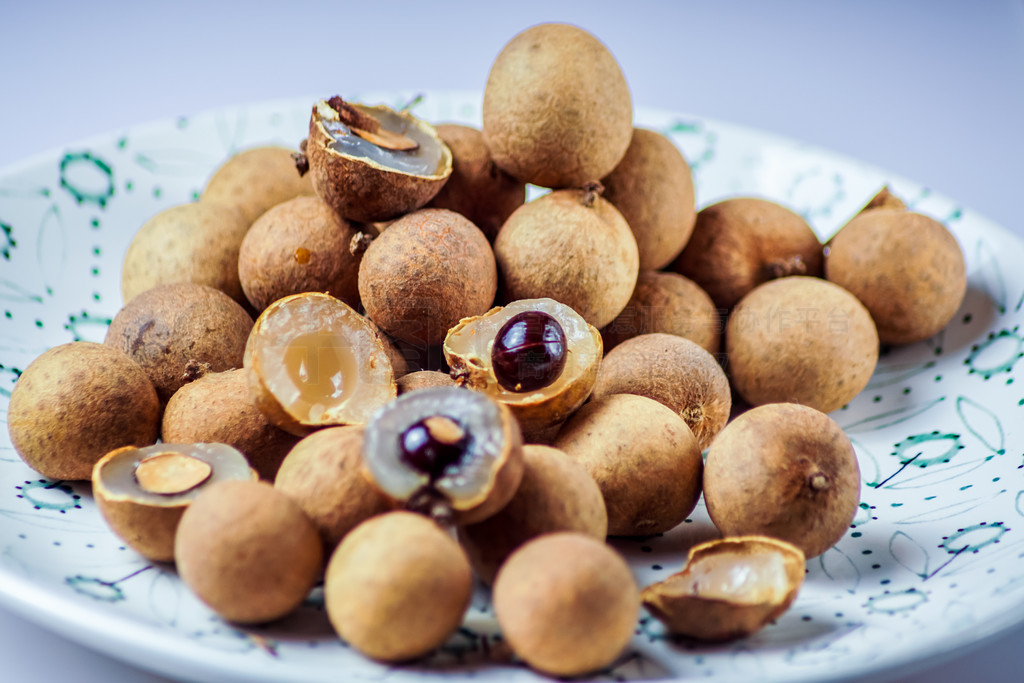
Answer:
1, 91, 1023, 682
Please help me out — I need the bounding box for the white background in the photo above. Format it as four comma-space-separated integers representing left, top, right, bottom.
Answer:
1, 1, 1023, 681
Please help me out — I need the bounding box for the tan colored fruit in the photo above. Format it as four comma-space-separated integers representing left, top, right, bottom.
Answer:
591, 333, 730, 450
642, 536, 806, 641
444, 298, 602, 438
427, 123, 526, 241
601, 127, 697, 269
482, 23, 633, 188
671, 197, 823, 310
238, 195, 367, 313
554, 393, 702, 536
174, 479, 323, 623
458, 444, 607, 584
492, 532, 639, 677
161, 369, 300, 480
105, 283, 253, 404
244, 292, 397, 435
601, 270, 721, 354
324, 511, 472, 662
825, 208, 966, 345
358, 208, 497, 345
396, 370, 457, 395
200, 145, 315, 226
92, 442, 255, 562
121, 202, 251, 306
362, 386, 524, 526
703, 403, 861, 558
494, 188, 638, 329
305, 97, 452, 223
726, 276, 879, 412
7, 342, 160, 481
274, 426, 395, 555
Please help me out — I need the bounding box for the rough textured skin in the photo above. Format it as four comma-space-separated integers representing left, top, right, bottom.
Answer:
492, 532, 639, 677
200, 145, 315, 226
162, 369, 300, 480
396, 370, 457, 395
601, 128, 697, 269
121, 202, 251, 305
238, 195, 364, 313
601, 270, 722, 354
592, 333, 731, 451
274, 426, 395, 555
174, 480, 323, 624
702, 403, 861, 558
554, 394, 703, 536
671, 197, 824, 310
358, 208, 497, 345
7, 342, 160, 481
427, 124, 525, 241
105, 283, 254, 404
458, 445, 607, 585
493, 190, 638, 328
324, 511, 472, 662
482, 23, 633, 188
726, 276, 879, 413
825, 208, 966, 345
308, 104, 451, 223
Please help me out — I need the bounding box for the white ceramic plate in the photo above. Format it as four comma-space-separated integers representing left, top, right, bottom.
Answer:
2, 91, 1023, 683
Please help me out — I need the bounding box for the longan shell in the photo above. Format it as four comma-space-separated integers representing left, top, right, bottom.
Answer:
307, 102, 452, 223
671, 197, 823, 310
238, 195, 365, 313
825, 208, 966, 345
358, 208, 497, 346
7, 342, 160, 481
274, 426, 395, 555
324, 511, 473, 662
458, 444, 607, 584
726, 276, 879, 413
174, 479, 323, 624
105, 283, 254, 404
494, 190, 639, 329
703, 403, 861, 559
396, 370, 457, 395
121, 201, 251, 305
601, 127, 697, 269
591, 333, 731, 450
554, 394, 703, 536
492, 532, 639, 677
162, 369, 301, 480
200, 145, 315, 226
601, 270, 721, 353
427, 123, 526, 241
482, 23, 633, 188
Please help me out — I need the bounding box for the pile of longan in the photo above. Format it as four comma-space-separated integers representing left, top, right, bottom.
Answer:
5, 22, 966, 678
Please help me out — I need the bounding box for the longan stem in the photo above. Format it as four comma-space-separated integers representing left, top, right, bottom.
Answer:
406, 486, 455, 529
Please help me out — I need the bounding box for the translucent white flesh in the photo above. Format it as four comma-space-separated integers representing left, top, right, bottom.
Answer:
687, 551, 790, 604
318, 101, 443, 177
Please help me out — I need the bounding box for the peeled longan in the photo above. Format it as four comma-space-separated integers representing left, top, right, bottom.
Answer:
200, 145, 315, 226
591, 333, 731, 451
238, 195, 366, 313
482, 23, 633, 188
726, 276, 878, 413
492, 532, 639, 677
7, 342, 160, 481
427, 123, 525, 241
703, 403, 861, 558
601, 270, 721, 354
671, 197, 823, 310
554, 393, 703, 536
825, 208, 966, 345
601, 127, 697, 269
494, 188, 638, 329
358, 208, 497, 345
